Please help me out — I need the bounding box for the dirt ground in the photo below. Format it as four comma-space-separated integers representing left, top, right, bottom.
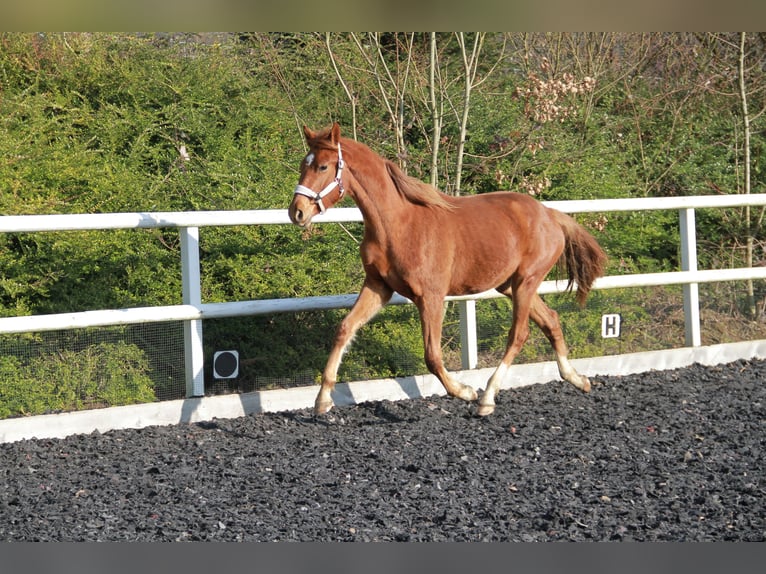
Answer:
1, 359, 764, 541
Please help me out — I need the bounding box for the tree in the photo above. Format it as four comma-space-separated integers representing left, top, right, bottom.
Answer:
325, 33, 419, 170
736, 32, 766, 317
702, 32, 766, 317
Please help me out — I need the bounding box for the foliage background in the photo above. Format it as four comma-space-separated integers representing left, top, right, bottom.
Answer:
1, 33, 765, 416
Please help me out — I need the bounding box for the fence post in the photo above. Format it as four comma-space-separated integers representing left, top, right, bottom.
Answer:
679, 208, 701, 347
180, 226, 205, 397
458, 299, 478, 369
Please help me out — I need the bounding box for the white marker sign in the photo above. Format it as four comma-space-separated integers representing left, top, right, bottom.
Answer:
601, 314, 622, 338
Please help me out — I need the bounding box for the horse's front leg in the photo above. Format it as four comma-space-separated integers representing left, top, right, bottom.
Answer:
416, 296, 478, 404
315, 279, 393, 415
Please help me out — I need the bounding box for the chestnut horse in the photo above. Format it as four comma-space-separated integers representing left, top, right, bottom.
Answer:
288, 123, 606, 416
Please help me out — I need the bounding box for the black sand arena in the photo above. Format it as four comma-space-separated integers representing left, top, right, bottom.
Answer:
1, 359, 764, 541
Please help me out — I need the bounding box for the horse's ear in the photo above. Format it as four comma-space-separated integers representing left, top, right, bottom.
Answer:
330, 122, 341, 144
302, 125, 315, 141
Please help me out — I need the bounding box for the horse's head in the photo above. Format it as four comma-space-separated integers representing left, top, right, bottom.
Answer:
288, 122, 347, 227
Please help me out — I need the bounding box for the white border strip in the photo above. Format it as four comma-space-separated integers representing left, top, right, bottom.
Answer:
1, 339, 765, 443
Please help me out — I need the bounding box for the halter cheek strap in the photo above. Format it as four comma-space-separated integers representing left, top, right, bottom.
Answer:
293, 143, 345, 214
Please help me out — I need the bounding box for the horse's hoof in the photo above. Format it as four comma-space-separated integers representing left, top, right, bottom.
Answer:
314, 398, 334, 415
476, 403, 495, 417
458, 385, 479, 402
565, 374, 591, 393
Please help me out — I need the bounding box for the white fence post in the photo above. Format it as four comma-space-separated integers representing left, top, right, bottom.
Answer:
458, 299, 478, 369
180, 226, 205, 397
679, 208, 702, 347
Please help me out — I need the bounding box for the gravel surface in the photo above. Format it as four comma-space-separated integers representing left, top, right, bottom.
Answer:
1, 359, 764, 541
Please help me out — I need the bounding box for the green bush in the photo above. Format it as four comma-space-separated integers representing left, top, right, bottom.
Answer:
0, 341, 156, 417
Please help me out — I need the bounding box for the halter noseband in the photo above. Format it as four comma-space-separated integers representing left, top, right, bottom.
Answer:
292, 143, 345, 214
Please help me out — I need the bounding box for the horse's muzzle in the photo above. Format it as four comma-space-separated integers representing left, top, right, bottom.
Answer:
288, 200, 313, 227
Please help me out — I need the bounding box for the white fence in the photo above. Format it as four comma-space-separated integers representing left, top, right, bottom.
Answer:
2, 194, 766, 402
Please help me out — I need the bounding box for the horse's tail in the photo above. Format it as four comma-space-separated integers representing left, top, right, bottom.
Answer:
552, 209, 607, 306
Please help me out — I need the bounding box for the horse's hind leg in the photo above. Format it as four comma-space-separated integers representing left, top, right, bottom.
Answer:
529, 293, 590, 392
478, 290, 590, 416
416, 295, 478, 403
315, 278, 393, 414
477, 282, 534, 417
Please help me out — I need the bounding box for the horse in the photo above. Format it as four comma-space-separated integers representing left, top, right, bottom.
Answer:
288, 123, 607, 416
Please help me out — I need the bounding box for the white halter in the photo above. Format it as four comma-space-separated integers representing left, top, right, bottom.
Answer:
292, 143, 345, 214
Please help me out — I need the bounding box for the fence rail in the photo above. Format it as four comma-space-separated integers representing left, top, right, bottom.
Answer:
2, 194, 766, 398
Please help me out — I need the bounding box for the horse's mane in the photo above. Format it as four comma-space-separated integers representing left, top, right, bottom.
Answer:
384, 160, 455, 210
307, 126, 455, 210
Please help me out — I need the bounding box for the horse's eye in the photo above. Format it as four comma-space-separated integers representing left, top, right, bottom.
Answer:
319, 165, 328, 172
